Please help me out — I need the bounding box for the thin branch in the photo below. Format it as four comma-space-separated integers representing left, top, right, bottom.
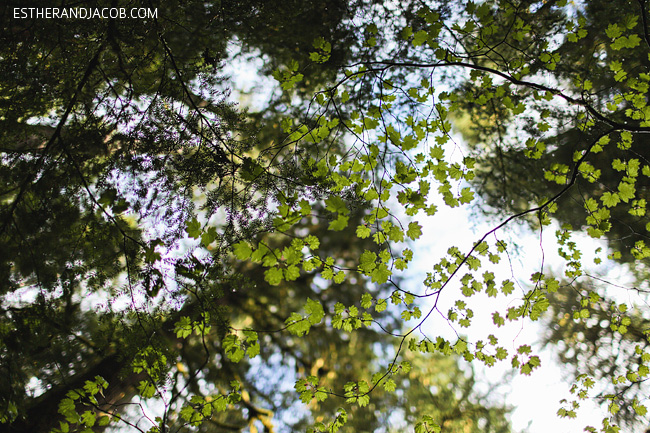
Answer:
342, 59, 650, 133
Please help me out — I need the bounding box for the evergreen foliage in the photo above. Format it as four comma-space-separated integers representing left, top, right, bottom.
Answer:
2, 0, 650, 432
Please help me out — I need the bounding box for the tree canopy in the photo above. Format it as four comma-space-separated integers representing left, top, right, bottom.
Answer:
1, 0, 650, 432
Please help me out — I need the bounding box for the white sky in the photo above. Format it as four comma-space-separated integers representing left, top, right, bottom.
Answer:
409, 197, 611, 433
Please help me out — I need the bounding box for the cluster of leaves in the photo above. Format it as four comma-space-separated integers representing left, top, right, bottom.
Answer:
266, 0, 650, 430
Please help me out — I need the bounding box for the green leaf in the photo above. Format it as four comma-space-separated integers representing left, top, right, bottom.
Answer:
233, 241, 252, 260
305, 235, 320, 250
601, 192, 620, 208
305, 298, 325, 325
412, 30, 429, 46
175, 316, 192, 339
246, 342, 260, 358
265, 267, 283, 286
223, 335, 245, 363
356, 225, 371, 238
383, 378, 396, 392
618, 181, 635, 202
406, 222, 423, 240
605, 24, 622, 39
361, 293, 373, 309
329, 215, 349, 231
501, 280, 515, 295
459, 187, 474, 204
137, 380, 157, 398
284, 265, 300, 281
185, 218, 201, 239
370, 264, 391, 284
144, 245, 161, 263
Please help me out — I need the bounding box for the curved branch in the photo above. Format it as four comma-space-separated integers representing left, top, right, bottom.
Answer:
342, 59, 650, 133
